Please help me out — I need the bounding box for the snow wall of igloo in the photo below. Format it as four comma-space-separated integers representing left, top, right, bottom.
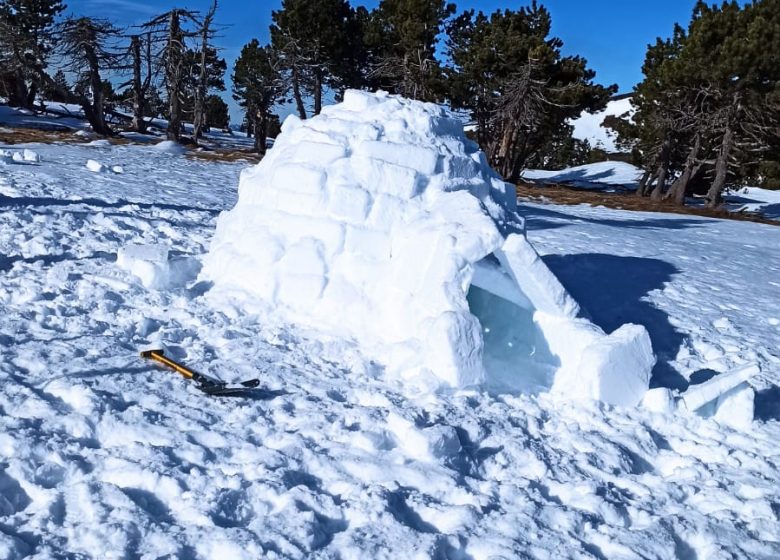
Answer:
202, 90, 655, 406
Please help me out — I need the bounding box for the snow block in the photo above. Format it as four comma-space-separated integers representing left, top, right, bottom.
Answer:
117, 244, 170, 290
202, 90, 656, 404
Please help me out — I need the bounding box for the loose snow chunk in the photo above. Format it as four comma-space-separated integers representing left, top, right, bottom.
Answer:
86, 159, 107, 173
714, 383, 755, 428
22, 149, 40, 162
203, 90, 655, 403
117, 244, 170, 290
153, 140, 186, 154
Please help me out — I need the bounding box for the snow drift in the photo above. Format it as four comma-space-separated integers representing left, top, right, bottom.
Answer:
203, 90, 654, 405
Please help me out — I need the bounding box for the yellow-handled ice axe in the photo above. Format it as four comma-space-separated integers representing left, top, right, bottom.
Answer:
140, 348, 260, 396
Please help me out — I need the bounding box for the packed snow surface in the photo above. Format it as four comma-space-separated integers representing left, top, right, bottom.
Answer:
0, 138, 779, 558
204, 91, 654, 402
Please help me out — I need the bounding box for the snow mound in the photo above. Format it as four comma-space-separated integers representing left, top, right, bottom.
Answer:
203, 90, 654, 405
153, 140, 186, 155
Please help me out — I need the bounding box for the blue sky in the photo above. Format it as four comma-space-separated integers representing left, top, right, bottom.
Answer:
67, 0, 707, 123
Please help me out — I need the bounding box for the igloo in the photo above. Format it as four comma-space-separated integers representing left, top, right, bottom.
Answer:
203, 90, 654, 406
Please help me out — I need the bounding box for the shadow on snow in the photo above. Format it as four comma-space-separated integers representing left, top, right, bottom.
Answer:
542, 252, 688, 391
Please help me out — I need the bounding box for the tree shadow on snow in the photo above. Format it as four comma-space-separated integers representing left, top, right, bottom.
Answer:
542, 253, 688, 390
518, 205, 712, 232
0, 193, 220, 215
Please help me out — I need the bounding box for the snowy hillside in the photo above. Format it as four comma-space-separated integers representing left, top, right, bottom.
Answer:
0, 136, 778, 558
523, 161, 643, 190
571, 96, 633, 153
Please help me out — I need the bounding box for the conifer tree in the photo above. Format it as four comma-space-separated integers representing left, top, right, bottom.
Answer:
447, 3, 614, 181
58, 16, 122, 135
204, 93, 228, 129
366, 0, 455, 101
232, 39, 282, 154
270, 0, 360, 118
612, 0, 780, 205
0, 0, 65, 107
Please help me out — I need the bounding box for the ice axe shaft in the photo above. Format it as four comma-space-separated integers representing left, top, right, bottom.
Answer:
140, 349, 260, 396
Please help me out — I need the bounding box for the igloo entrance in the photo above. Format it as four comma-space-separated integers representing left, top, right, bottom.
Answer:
468, 255, 559, 394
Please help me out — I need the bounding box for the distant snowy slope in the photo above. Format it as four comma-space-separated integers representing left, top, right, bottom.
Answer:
523, 161, 643, 189
725, 186, 780, 220
571, 96, 634, 153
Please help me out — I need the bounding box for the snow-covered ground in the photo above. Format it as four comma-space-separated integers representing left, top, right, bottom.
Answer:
724, 186, 780, 221
571, 96, 634, 153
1, 141, 779, 559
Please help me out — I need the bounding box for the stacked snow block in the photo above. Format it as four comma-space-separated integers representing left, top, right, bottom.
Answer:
203, 90, 655, 406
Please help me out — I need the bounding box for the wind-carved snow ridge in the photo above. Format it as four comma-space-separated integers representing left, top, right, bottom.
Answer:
203, 90, 655, 405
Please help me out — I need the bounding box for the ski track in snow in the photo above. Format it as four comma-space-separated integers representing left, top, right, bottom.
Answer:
0, 142, 778, 559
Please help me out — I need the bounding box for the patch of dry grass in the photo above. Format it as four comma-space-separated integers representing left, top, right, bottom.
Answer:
0, 127, 133, 146
186, 148, 262, 164
516, 182, 778, 226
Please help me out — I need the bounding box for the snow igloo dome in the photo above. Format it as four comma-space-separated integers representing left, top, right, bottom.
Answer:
203, 90, 655, 406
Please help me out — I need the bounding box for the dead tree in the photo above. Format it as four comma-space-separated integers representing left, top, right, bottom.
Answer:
192, 1, 217, 142
127, 33, 155, 133
57, 17, 122, 135
487, 61, 578, 182
141, 9, 198, 142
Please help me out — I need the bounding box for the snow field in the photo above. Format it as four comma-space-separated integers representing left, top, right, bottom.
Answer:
204, 91, 654, 405
0, 137, 778, 557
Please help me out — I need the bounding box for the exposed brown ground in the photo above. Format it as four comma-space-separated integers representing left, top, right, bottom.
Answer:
186, 148, 261, 164
0, 127, 132, 146
516, 181, 778, 226
0, 125, 261, 164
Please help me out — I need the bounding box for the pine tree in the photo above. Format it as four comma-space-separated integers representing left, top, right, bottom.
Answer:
232, 39, 282, 154
183, 44, 226, 134
447, 3, 615, 181
270, 0, 360, 118
58, 16, 122, 135
613, 0, 780, 206
365, 0, 455, 101
47, 68, 70, 102
204, 94, 228, 130
0, 0, 65, 108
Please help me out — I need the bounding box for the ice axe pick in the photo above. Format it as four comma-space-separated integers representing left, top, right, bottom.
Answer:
140, 349, 260, 397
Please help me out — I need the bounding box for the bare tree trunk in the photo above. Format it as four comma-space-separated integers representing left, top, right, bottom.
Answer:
650, 136, 672, 201
313, 70, 322, 116
81, 45, 110, 135
291, 65, 306, 120
666, 133, 701, 206
706, 125, 734, 208
166, 10, 184, 141
130, 35, 147, 133
192, 2, 216, 143
253, 110, 268, 155
636, 169, 652, 197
